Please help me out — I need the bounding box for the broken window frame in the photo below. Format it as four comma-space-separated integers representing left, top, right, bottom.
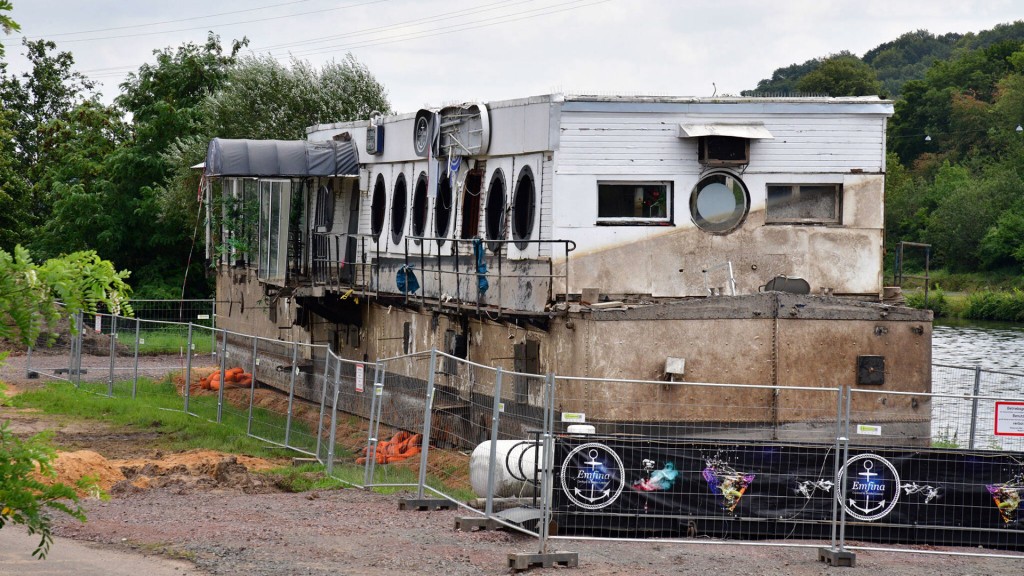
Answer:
765, 183, 842, 225
596, 181, 673, 225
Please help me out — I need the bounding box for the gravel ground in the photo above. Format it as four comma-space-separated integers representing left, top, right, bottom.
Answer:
3, 351, 1024, 575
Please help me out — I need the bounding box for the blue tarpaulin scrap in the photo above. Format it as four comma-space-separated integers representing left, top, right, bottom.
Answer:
473, 238, 489, 296
396, 265, 419, 294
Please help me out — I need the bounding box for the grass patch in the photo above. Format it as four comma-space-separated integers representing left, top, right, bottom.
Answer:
117, 329, 215, 355
10, 377, 290, 459
7, 377, 477, 501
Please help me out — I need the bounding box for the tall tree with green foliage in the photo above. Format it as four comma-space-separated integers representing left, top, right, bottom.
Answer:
796, 53, 883, 97
1, 245, 132, 559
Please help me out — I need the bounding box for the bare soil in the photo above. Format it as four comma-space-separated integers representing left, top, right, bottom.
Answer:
2, 351, 1023, 575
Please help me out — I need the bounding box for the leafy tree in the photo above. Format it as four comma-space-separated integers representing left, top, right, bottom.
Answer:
742, 57, 821, 95
204, 53, 391, 141
796, 53, 883, 97
0, 245, 130, 558
0, 0, 18, 58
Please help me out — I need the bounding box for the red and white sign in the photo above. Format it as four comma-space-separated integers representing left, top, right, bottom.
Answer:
355, 363, 365, 393
994, 401, 1024, 436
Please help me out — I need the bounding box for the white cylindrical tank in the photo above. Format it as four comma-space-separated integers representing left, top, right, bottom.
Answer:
469, 439, 544, 498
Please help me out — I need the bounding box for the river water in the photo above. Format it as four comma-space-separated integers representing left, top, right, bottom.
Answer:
929, 319, 1024, 450
932, 319, 1024, 373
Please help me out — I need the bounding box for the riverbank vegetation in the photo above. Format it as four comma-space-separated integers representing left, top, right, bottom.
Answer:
905, 287, 1024, 322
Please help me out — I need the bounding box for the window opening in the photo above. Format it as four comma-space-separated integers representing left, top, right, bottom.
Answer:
411, 172, 428, 242
689, 172, 749, 234
597, 181, 672, 225
391, 173, 408, 245
370, 173, 386, 242
766, 184, 841, 224
257, 179, 291, 283
460, 169, 483, 239
485, 169, 506, 252
512, 165, 536, 250
434, 167, 453, 246
698, 136, 749, 166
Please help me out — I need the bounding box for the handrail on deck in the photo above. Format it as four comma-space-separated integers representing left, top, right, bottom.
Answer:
309, 232, 576, 317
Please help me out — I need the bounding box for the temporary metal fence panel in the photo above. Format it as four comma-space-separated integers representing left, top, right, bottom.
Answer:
24, 307, 79, 385
239, 336, 328, 457
844, 387, 1024, 554
427, 353, 548, 518
933, 364, 1024, 451
121, 299, 215, 329
320, 353, 378, 486
361, 350, 434, 491
547, 376, 844, 548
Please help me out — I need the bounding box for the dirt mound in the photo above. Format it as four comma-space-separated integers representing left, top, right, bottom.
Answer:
51, 449, 281, 497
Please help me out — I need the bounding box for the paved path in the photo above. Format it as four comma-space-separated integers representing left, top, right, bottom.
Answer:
0, 528, 206, 575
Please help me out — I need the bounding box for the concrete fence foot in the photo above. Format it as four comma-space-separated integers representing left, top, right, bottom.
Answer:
507, 551, 578, 571
398, 498, 455, 511
818, 547, 856, 567
454, 516, 502, 531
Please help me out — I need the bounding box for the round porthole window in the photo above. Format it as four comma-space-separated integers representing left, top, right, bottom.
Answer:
689, 172, 749, 234
370, 173, 387, 241
434, 168, 453, 246
485, 169, 506, 252
512, 165, 536, 250
411, 172, 429, 243
390, 173, 407, 245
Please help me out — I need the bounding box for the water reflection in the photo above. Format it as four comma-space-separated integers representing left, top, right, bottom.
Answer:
933, 320, 1024, 373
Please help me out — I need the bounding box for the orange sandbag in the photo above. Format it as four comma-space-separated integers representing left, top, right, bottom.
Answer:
236, 375, 252, 387
226, 367, 244, 377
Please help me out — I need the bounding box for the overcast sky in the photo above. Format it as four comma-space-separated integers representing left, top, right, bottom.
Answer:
2, 0, 1022, 114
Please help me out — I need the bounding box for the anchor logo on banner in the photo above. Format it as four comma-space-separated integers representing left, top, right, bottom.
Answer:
837, 453, 901, 521
560, 443, 625, 510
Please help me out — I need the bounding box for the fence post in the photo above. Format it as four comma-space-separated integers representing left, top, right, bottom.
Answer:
326, 362, 342, 476
969, 366, 982, 450
838, 386, 853, 552
829, 386, 845, 550
365, 361, 386, 488
485, 368, 504, 518
107, 314, 116, 397
247, 336, 258, 436
132, 316, 140, 399
217, 329, 228, 423
25, 345, 33, 379
315, 351, 331, 461
284, 343, 299, 448
74, 310, 84, 388
184, 324, 193, 414
415, 349, 439, 500
538, 373, 556, 555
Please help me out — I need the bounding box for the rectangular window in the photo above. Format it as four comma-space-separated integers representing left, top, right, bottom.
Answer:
766, 184, 841, 224
258, 179, 291, 283
597, 181, 672, 225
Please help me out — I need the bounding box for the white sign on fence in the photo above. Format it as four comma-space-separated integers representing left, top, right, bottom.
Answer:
355, 363, 364, 392
994, 401, 1024, 436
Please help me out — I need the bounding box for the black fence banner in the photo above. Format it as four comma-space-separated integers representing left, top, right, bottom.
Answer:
552, 436, 1024, 549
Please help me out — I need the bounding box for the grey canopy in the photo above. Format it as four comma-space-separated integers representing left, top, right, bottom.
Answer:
204, 138, 360, 177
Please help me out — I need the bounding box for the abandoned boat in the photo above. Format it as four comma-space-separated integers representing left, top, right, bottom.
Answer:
203, 93, 932, 443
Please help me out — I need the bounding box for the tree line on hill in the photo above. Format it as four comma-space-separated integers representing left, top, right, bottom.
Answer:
747, 22, 1024, 280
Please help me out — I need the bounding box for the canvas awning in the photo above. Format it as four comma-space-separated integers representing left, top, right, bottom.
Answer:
204, 138, 360, 177
677, 123, 774, 139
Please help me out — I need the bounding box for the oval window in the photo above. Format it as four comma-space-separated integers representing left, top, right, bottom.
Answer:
411, 172, 429, 242
434, 168, 453, 246
390, 173, 408, 245
370, 173, 386, 241
485, 169, 506, 253
512, 166, 536, 250
689, 172, 749, 234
